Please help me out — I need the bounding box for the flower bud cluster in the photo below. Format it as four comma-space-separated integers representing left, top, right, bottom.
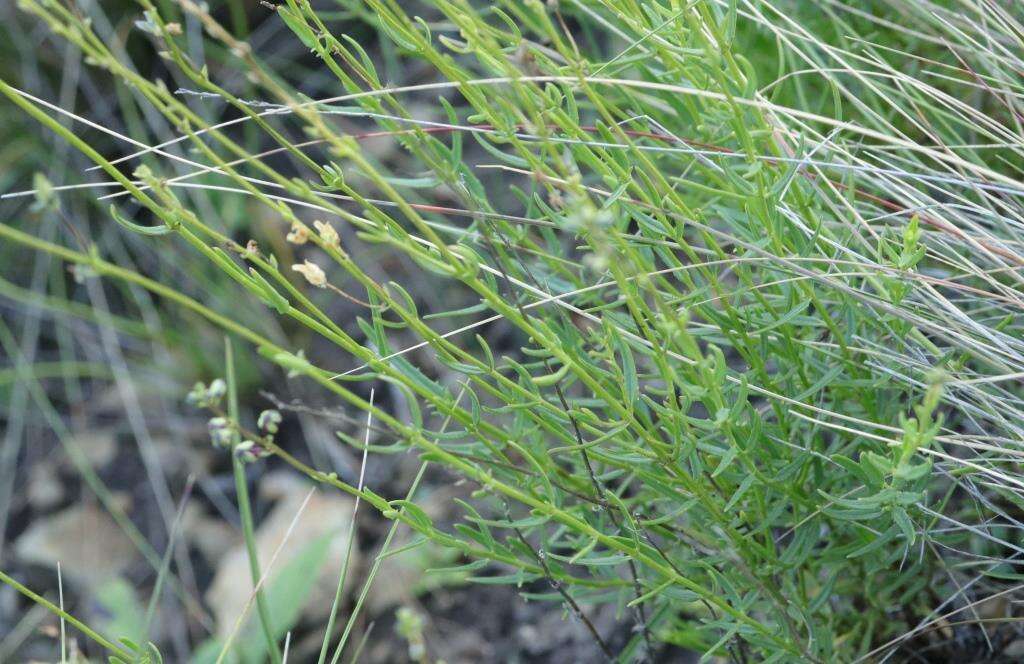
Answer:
186, 379, 226, 408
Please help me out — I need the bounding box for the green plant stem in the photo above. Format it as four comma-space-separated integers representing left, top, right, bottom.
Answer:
225, 337, 282, 664
0, 569, 132, 661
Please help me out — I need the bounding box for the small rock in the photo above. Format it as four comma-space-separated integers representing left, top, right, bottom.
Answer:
66, 429, 117, 469
180, 503, 235, 563
1004, 639, 1024, 658
14, 504, 136, 588
26, 462, 64, 509
205, 474, 357, 638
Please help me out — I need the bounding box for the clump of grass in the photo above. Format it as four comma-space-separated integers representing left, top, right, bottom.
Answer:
2, 0, 1024, 661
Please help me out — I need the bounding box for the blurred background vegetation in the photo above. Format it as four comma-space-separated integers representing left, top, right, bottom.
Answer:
0, 3, 540, 661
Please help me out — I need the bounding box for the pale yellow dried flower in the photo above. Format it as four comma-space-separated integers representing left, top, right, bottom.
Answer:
292, 260, 326, 287
286, 223, 309, 245
313, 220, 340, 249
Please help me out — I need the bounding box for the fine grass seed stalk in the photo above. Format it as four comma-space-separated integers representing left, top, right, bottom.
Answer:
1, 0, 1024, 661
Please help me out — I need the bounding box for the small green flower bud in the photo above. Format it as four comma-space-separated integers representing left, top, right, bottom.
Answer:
207, 378, 226, 402
208, 417, 232, 448
185, 382, 207, 406
257, 409, 282, 434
